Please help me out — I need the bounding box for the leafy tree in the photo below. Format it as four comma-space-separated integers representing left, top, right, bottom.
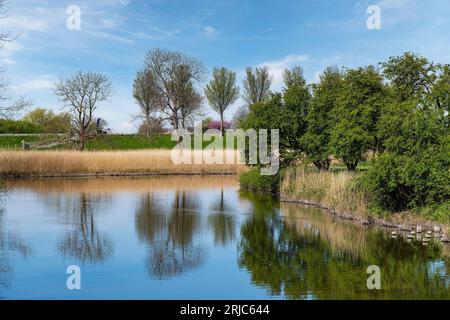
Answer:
363, 53, 450, 212
301, 67, 343, 170
23, 108, 71, 134
282, 67, 310, 141
204, 67, 240, 135
242, 66, 272, 105
330, 66, 386, 170
431, 64, 450, 128
240, 93, 301, 167
381, 52, 438, 103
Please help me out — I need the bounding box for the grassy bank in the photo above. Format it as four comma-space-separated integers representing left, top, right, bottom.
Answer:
0, 135, 41, 149
1, 134, 241, 151
281, 167, 369, 218
0, 150, 245, 178
279, 167, 450, 235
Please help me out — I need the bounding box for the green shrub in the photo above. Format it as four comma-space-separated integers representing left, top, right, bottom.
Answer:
0, 119, 44, 134
239, 168, 281, 194
362, 148, 449, 212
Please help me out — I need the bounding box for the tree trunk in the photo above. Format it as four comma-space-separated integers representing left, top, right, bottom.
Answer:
220, 113, 224, 137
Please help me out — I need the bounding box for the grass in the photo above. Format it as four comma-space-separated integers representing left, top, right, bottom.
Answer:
239, 167, 280, 194
86, 134, 177, 150
1, 134, 241, 151
0, 135, 41, 150
0, 150, 246, 178
281, 167, 370, 218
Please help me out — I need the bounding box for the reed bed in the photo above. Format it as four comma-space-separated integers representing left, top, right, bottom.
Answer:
0, 150, 246, 178
281, 167, 369, 218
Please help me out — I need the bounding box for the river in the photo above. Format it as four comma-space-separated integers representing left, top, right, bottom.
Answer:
0, 176, 449, 299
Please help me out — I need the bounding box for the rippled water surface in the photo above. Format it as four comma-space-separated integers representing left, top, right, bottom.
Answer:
0, 176, 449, 299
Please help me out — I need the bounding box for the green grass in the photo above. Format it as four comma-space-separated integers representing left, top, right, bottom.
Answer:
86, 134, 240, 151
86, 134, 177, 150
239, 167, 280, 194
0, 133, 243, 151
0, 135, 41, 150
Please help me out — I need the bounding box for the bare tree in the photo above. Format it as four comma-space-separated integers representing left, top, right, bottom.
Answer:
54, 71, 112, 151
242, 66, 272, 105
144, 48, 206, 130
0, 0, 30, 119
133, 69, 161, 137
204, 67, 240, 135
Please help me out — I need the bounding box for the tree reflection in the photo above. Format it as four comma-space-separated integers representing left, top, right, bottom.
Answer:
208, 188, 236, 246
55, 192, 113, 265
238, 192, 450, 299
135, 190, 205, 279
0, 183, 32, 297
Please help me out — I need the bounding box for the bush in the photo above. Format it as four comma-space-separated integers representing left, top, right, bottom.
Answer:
362, 148, 450, 212
0, 119, 44, 134
239, 168, 280, 194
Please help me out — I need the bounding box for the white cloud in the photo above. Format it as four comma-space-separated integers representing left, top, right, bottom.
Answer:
11, 74, 56, 94
0, 15, 49, 32
378, 0, 410, 9
258, 54, 309, 90
202, 26, 219, 39
0, 42, 22, 64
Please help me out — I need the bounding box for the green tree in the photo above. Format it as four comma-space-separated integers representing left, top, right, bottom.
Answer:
204, 67, 240, 136
282, 67, 310, 147
301, 67, 343, 170
362, 53, 450, 213
242, 66, 272, 105
240, 93, 302, 168
330, 66, 386, 170
24, 108, 72, 134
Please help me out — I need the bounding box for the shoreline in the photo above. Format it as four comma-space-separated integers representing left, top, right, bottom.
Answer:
0, 172, 239, 180
281, 196, 450, 243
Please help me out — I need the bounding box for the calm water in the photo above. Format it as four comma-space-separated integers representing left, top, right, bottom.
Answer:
0, 176, 449, 300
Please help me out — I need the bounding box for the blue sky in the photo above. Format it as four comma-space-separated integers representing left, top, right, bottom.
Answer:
1, 0, 449, 132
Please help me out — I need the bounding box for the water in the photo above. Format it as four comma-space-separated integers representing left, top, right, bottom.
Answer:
0, 176, 449, 300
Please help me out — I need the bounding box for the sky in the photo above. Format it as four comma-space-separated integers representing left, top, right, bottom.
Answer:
0, 0, 449, 133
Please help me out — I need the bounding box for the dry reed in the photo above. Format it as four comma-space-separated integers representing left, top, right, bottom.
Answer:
0, 150, 246, 178
281, 167, 369, 217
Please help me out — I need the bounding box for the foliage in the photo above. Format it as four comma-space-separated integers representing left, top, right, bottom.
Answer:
361, 53, 450, 213
329, 66, 386, 170
0, 119, 43, 134
204, 67, 239, 135
23, 108, 71, 134
239, 168, 280, 194
301, 66, 343, 170
242, 66, 272, 105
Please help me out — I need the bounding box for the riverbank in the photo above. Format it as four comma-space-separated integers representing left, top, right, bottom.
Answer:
280, 167, 450, 241
0, 150, 245, 178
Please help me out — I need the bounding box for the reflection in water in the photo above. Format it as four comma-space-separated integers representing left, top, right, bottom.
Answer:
208, 188, 236, 246
1, 177, 450, 299
55, 193, 113, 265
238, 193, 450, 299
135, 191, 205, 279
0, 183, 32, 297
